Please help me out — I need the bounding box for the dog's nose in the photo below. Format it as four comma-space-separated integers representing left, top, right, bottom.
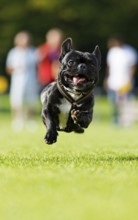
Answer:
78, 63, 87, 71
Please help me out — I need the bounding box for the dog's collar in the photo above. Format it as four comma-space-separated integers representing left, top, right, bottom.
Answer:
56, 76, 93, 105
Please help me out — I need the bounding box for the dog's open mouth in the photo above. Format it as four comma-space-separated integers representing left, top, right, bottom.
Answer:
72, 76, 86, 84
64, 74, 94, 86
72, 75, 88, 85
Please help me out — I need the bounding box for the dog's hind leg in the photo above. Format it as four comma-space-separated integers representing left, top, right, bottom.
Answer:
74, 124, 84, 133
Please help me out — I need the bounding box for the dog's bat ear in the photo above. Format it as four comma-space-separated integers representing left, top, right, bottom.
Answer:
93, 45, 101, 68
59, 38, 72, 62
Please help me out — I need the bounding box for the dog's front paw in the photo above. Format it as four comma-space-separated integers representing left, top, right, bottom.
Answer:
44, 129, 58, 144
71, 109, 80, 124
71, 109, 90, 128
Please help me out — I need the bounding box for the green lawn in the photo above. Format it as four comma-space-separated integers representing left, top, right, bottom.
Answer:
0, 95, 138, 220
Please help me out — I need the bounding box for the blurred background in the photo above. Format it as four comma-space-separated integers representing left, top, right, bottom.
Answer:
1, 2, 138, 219
0, 0, 138, 128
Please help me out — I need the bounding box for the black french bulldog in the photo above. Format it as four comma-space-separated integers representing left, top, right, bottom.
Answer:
41, 38, 101, 144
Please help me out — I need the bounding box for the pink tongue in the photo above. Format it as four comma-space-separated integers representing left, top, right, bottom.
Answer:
73, 77, 86, 84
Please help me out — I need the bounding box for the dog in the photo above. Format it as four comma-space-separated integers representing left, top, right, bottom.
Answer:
41, 38, 101, 144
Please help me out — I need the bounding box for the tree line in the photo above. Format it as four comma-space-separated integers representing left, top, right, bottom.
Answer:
0, 0, 138, 86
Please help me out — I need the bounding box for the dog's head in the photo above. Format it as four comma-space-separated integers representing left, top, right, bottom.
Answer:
58, 38, 101, 94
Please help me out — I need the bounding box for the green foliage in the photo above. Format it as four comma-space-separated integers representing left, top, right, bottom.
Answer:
0, 96, 138, 219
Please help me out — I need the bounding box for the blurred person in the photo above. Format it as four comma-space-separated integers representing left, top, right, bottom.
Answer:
6, 31, 38, 131
37, 28, 64, 92
104, 35, 138, 127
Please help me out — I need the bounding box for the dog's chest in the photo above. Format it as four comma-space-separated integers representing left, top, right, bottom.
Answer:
57, 98, 72, 129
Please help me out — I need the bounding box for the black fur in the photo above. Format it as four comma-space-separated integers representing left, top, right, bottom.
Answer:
41, 38, 101, 144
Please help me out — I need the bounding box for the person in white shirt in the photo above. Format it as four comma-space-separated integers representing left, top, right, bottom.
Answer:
104, 36, 137, 126
6, 31, 38, 130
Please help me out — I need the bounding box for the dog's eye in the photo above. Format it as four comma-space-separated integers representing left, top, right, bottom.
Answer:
68, 60, 75, 66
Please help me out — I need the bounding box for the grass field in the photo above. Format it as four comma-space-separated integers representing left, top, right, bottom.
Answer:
0, 95, 138, 220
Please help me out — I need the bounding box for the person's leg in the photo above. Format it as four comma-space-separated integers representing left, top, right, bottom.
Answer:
118, 93, 135, 127
108, 89, 119, 124
10, 77, 25, 130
